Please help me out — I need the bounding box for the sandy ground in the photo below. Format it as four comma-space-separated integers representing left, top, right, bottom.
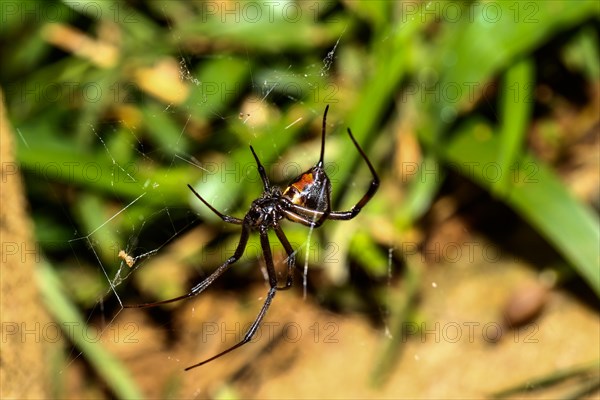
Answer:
59, 244, 600, 399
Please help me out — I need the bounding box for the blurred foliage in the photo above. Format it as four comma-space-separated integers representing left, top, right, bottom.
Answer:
1, 0, 599, 397
491, 361, 600, 399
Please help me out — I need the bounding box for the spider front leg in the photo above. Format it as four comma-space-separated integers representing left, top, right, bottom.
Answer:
124, 223, 250, 309
326, 128, 379, 220
187, 184, 243, 225
185, 227, 279, 370
249, 146, 271, 191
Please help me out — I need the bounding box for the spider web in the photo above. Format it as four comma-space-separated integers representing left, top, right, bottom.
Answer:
34, 3, 392, 396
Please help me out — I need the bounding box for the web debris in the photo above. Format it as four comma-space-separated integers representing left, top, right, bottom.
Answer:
384, 247, 394, 339
179, 57, 200, 86
320, 28, 346, 76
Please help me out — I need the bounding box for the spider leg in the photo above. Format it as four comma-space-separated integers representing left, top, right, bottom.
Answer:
284, 127, 380, 224
317, 104, 329, 167
249, 146, 271, 191
273, 224, 295, 290
282, 207, 327, 228
187, 184, 243, 225
325, 128, 379, 220
184, 287, 276, 370
280, 190, 331, 227
124, 223, 250, 309
185, 228, 278, 370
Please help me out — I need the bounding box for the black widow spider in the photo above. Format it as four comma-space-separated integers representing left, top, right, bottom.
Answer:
125, 105, 379, 370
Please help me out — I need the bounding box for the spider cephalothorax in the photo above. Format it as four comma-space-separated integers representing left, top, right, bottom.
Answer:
245, 191, 285, 228
125, 105, 379, 370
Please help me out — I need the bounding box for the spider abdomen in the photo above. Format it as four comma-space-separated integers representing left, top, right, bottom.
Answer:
282, 166, 331, 212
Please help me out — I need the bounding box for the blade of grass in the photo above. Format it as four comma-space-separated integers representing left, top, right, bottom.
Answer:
437, 1, 599, 113
140, 101, 191, 156
491, 360, 599, 398
370, 255, 423, 387
494, 58, 535, 196
332, 13, 425, 205
419, 0, 600, 146
567, 27, 600, 79
349, 230, 390, 278
184, 56, 250, 120
73, 193, 123, 270
174, 5, 350, 53
445, 119, 600, 295
16, 139, 193, 206
395, 156, 444, 230
37, 260, 143, 399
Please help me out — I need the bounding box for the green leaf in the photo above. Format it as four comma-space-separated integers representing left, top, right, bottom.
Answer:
437, 1, 599, 112
444, 119, 600, 296
37, 261, 143, 399
494, 57, 535, 196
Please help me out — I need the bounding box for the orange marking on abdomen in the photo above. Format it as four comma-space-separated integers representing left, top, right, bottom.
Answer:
283, 173, 314, 206
291, 172, 314, 191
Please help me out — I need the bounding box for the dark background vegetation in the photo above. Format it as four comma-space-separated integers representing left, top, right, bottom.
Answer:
1, 1, 598, 398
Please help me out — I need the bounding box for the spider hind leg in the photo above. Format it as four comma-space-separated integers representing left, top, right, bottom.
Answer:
185, 228, 280, 370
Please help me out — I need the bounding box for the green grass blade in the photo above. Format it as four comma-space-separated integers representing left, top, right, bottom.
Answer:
37, 260, 143, 399
370, 257, 423, 387
495, 58, 535, 196
444, 120, 600, 295
395, 156, 444, 230
491, 360, 599, 398
437, 1, 599, 111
